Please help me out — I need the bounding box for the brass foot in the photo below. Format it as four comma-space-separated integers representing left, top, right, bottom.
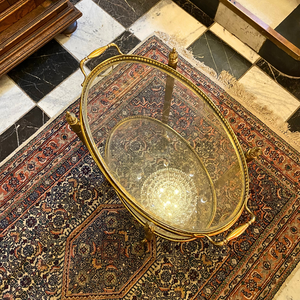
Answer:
65, 111, 86, 147
141, 222, 155, 244
168, 48, 178, 69
66, 111, 78, 126
245, 147, 262, 163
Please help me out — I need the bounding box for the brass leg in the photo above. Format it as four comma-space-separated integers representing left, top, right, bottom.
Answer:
65, 111, 87, 147
245, 147, 262, 163
61, 21, 78, 36
141, 222, 155, 244
162, 48, 178, 124
168, 47, 179, 69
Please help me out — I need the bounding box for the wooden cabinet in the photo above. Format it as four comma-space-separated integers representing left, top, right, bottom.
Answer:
0, 0, 81, 77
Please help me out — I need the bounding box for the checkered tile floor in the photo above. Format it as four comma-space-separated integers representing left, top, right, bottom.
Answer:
0, 0, 299, 297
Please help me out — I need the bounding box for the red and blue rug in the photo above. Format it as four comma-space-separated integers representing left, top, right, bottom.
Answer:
0, 35, 299, 300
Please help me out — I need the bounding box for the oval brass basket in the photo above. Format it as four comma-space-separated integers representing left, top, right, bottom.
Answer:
66, 43, 260, 245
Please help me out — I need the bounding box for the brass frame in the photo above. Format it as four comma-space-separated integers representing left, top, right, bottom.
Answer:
67, 44, 260, 245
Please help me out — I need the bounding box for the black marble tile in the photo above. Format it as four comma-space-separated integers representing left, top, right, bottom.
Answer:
188, 30, 252, 79
259, 5, 300, 77
86, 31, 141, 70
275, 5, 300, 49
258, 39, 300, 77
69, 0, 80, 5
15, 106, 50, 145
189, 0, 219, 19
0, 107, 49, 162
287, 107, 300, 132
92, 0, 160, 28
256, 58, 300, 101
0, 125, 18, 162
8, 39, 79, 102
172, 0, 214, 27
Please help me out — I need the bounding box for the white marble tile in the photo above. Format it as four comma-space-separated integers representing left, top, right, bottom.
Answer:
237, 0, 299, 28
274, 261, 300, 300
239, 66, 300, 121
55, 0, 125, 61
38, 70, 84, 118
129, 0, 207, 48
215, 2, 266, 52
210, 22, 260, 64
0, 75, 35, 134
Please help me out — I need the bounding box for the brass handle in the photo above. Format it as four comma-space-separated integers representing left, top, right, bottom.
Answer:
202, 202, 255, 246
79, 43, 123, 86
245, 147, 262, 163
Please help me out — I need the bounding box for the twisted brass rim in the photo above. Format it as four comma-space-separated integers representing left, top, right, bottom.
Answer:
79, 54, 250, 240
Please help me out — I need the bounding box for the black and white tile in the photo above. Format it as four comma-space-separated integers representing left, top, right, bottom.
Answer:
287, 107, 300, 132
239, 66, 300, 121
0, 106, 49, 161
189, 0, 219, 19
209, 23, 259, 64
86, 30, 141, 70
129, 0, 207, 48
258, 4, 300, 77
92, 0, 160, 28
211, 0, 300, 77
8, 39, 79, 102
256, 58, 300, 101
38, 70, 84, 118
188, 30, 252, 79
55, 0, 126, 61
172, 0, 214, 27
236, 0, 299, 29
0, 76, 35, 133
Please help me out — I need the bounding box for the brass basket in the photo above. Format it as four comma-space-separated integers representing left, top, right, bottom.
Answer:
66, 43, 261, 246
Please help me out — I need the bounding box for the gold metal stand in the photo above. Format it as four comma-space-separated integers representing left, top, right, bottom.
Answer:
67, 43, 257, 245
162, 48, 178, 124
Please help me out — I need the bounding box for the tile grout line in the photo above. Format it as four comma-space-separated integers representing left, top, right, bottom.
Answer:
203, 33, 220, 74
252, 61, 300, 108
14, 123, 20, 147
221, 42, 235, 76
209, 22, 260, 65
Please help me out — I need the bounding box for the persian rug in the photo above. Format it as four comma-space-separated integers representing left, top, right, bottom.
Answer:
0, 35, 299, 300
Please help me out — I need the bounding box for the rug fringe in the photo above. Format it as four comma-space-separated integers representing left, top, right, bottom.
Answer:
154, 31, 300, 153
219, 71, 300, 152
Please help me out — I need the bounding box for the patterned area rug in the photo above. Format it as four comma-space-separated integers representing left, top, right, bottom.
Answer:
0, 35, 299, 300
